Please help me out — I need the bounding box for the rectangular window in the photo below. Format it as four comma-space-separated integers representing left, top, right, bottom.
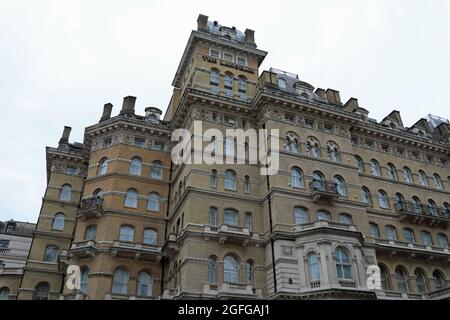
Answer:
351, 136, 359, 145
209, 207, 217, 226
153, 141, 165, 151
212, 113, 218, 122
6, 223, 15, 233
224, 116, 235, 126
236, 56, 247, 66
223, 52, 234, 62
324, 123, 335, 133
209, 48, 221, 58
381, 144, 390, 153
65, 166, 77, 175
397, 148, 404, 156
0, 240, 10, 249
241, 119, 247, 128
244, 213, 252, 230
365, 140, 374, 149
426, 155, 434, 163
285, 114, 295, 123
103, 138, 112, 147
305, 119, 315, 129
412, 151, 420, 160
134, 137, 145, 147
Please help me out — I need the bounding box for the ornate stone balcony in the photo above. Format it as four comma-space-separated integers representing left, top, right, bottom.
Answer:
67, 240, 97, 259
104, 293, 155, 300
77, 195, 104, 220
309, 180, 340, 203
111, 240, 162, 262
202, 283, 263, 298
373, 238, 450, 261
292, 220, 358, 233
162, 233, 179, 257
162, 288, 180, 300
395, 201, 450, 228
204, 224, 261, 247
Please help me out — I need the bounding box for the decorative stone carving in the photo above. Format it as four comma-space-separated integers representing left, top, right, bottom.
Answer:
281, 246, 293, 256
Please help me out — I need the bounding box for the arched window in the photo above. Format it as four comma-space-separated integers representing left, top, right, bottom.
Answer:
129, 157, 142, 175
370, 160, 381, 176
80, 267, 89, 294
333, 175, 346, 196
387, 163, 397, 180
386, 225, 397, 241
284, 132, 300, 153
415, 269, 428, 294
208, 256, 217, 283
245, 260, 254, 284
52, 213, 65, 231
291, 167, 304, 188
244, 212, 252, 230
137, 271, 153, 297
223, 255, 239, 283
355, 156, 364, 173
418, 170, 428, 186
317, 210, 331, 221
395, 267, 409, 293
339, 214, 352, 225
278, 78, 287, 89
433, 174, 442, 190
238, 77, 247, 101
59, 184, 72, 201
378, 190, 389, 209
379, 265, 390, 290
224, 170, 236, 190
307, 137, 321, 158
210, 69, 219, 94
294, 207, 309, 225
427, 199, 438, 216
119, 225, 135, 242
224, 209, 238, 226
369, 223, 380, 239
420, 231, 433, 246
147, 192, 160, 211
34, 283, 49, 300
403, 166, 413, 183
326, 141, 340, 162
394, 193, 406, 211
98, 158, 108, 175
308, 253, 320, 281
224, 73, 233, 97
412, 196, 422, 213
437, 233, 449, 249
112, 267, 129, 294
335, 248, 352, 279
443, 202, 450, 218
0, 287, 10, 300
209, 207, 218, 226
362, 187, 372, 206
210, 170, 217, 188
402, 228, 415, 244
143, 229, 157, 245
311, 171, 325, 191
43, 245, 58, 262
244, 175, 250, 193
93, 188, 103, 197
85, 225, 97, 241
432, 271, 446, 290
124, 189, 138, 208
151, 161, 163, 179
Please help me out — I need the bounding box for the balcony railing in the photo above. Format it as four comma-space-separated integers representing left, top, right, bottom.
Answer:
292, 220, 358, 233
66, 240, 97, 259
395, 201, 450, 227
111, 240, 162, 262
309, 180, 340, 203
0, 247, 29, 258
77, 196, 104, 219
202, 283, 262, 298
204, 224, 261, 246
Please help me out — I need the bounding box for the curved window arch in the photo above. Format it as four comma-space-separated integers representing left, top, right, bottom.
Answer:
370, 159, 381, 176
432, 270, 447, 290
85, 225, 97, 241
378, 190, 390, 209
284, 132, 300, 153
412, 196, 423, 213
317, 210, 331, 221
124, 188, 138, 208
355, 156, 364, 173
418, 170, 428, 186
224, 209, 238, 226
386, 225, 397, 241
379, 265, 391, 290
208, 256, 217, 283
307, 137, 321, 158
402, 228, 415, 244
129, 157, 142, 176
387, 163, 397, 180
0, 287, 10, 300
112, 267, 129, 294
34, 282, 49, 300
437, 233, 449, 249
291, 167, 304, 188
420, 230, 433, 246
443, 202, 450, 218
43, 245, 59, 262
59, 184, 72, 201
427, 199, 438, 216
98, 157, 108, 175
433, 174, 442, 190
326, 141, 340, 162
137, 271, 153, 297
147, 192, 160, 211
151, 161, 163, 180
308, 252, 320, 281
52, 213, 65, 231
362, 187, 372, 206
311, 171, 325, 191
333, 175, 347, 196
415, 269, 428, 294
403, 166, 413, 183
93, 188, 103, 197
394, 193, 406, 211
80, 267, 89, 294
224, 170, 236, 190
339, 213, 352, 225
395, 266, 409, 293
335, 248, 352, 279
210, 169, 217, 188
369, 223, 380, 239
143, 229, 157, 245
119, 225, 135, 242
278, 78, 287, 89
294, 207, 309, 225
223, 255, 239, 283
245, 260, 254, 285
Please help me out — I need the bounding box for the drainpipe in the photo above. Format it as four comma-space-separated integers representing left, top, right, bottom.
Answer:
160, 160, 173, 296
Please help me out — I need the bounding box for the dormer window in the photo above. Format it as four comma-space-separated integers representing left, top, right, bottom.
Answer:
209, 48, 221, 59
6, 223, 15, 233
278, 78, 287, 89
223, 52, 234, 62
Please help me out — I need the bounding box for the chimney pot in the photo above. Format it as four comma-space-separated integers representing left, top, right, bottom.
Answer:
197, 14, 208, 31
244, 28, 255, 46
100, 103, 113, 122
120, 96, 136, 116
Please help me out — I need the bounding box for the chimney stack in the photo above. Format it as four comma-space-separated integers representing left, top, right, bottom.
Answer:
120, 96, 136, 116
244, 29, 255, 46
344, 98, 359, 112
100, 103, 113, 122
315, 88, 326, 100
197, 14, 208, 31
325, 89, 343, 106
59, 126, 71, 145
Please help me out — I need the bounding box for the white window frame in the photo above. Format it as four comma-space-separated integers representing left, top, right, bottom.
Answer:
236, 55, 247, 66
209, 48, 221, 59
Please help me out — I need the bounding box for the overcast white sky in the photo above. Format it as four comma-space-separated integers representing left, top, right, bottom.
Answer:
0, 0, 449, 223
